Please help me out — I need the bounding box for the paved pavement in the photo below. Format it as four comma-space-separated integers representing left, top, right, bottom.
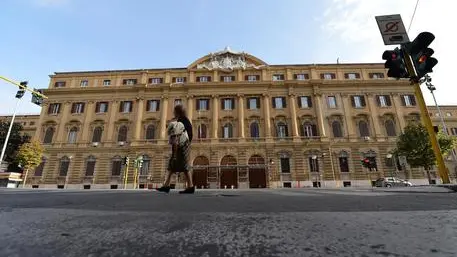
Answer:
0, 188, 456, 257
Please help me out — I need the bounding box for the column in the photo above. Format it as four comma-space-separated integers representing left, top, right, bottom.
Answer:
212, 95, 219, 139
367, 94, 383, 138
159, 96, 169, 141
33, 103, 48, 142
263, 94, 272, 138
238, 94, 245, 139
133, 98, 144, 141
56, 102, 71, 143
187, 95, 194, 121
106, 101, 119, 143
314, 94, 327, 138
392, 93, 406, 132
341, 94, 356, 139
81, 101, 95, 142
289, 93, 299, 138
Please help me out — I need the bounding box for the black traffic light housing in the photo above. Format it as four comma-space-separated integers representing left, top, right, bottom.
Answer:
15, 81, 28, 99
123, 156, 129, 165
405, 32, 438, 79
382, 48, 409, 79
361, 158, 370, 168
31, 88, 44, 106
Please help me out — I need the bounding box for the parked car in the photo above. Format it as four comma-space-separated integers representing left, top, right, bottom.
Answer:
375, 177, 412, 187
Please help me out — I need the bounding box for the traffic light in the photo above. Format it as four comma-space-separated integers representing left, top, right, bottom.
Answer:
123, 156, 129, 165
361, 158, 370, 168
31, 89, 44, 106
382, 48, 409, 79
15, 81, 28, 99
138, 156, 143, 168
405, 32, 438, 79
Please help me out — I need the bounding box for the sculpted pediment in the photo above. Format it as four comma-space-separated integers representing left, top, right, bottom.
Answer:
189, 46, 268, 72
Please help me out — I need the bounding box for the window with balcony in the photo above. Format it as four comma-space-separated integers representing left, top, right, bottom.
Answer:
301, 122, 318, 138
297, 96, 312, 108
272, 97, 287, 109
147, 100, 160, 112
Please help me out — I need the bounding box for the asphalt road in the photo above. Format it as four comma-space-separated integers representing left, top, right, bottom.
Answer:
0, 188, 456, 257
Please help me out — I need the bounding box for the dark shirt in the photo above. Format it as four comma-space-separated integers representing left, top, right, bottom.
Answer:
178, 116, 193, 142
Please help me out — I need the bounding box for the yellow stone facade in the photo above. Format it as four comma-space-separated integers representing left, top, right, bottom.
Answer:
3, 48, 455, 189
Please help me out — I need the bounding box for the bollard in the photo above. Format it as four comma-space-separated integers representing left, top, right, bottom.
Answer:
231, 185, 234, 189
224, 185, 227, 189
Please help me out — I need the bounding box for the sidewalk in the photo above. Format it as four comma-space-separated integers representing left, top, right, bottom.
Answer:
372, 185, 457, 193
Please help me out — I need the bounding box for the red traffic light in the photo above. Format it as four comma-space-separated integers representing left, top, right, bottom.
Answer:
364, 159, 370, 163
418, 55, 427, 63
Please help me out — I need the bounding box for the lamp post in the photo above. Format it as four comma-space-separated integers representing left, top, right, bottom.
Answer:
267, 158, 274, 188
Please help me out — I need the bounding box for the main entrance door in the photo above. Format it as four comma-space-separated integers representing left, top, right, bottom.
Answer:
248, 155, 267, 188
192, 156, 209, 189
220, 155, 238, 189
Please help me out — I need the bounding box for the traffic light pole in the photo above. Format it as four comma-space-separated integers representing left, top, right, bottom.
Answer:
0, 96, 23, 170
402, 50, 451, 184
123, 161, 130, 189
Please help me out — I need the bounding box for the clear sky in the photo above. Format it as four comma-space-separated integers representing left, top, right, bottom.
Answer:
0, 0, 454, 115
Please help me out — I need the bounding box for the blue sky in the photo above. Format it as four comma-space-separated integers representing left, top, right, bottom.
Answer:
0, 0, 453, 115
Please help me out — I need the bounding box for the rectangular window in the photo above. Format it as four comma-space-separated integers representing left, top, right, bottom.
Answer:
248, 97, 260, 110
174, 99, 182, 106
148, 78, 163, 84
48, 103, 61, 115
197, 99, 210, 111
119, 101, 133, 113
246, 75, 259, 81
377, 95, 392, 107
295, 74, 309, 80
223, 126, 231, 138
272, 97, 286, 109
402, 95, 417, 106
222, 98, 234, 110
103, 80, 111, 86
80, 80, 88, 87
327, 96, 337, 108
272, 74, 285, 81
221, 76, 235, 82
451, 128, 457, 135
71, 103, 85, 114
147, 100, 160, 112
280, 158, 290, 173
352, 95, 366, 108
123, 79, 137, 85
174, 77, 186, 83
345, 73, 360, 79
96, 102, 108, 113
54, 81, 66, 88
321, 73, 336, 80
309, 157, 319, 172
369, 73, 385, 79
197, 76, 211, 82
298, 96, 312, 108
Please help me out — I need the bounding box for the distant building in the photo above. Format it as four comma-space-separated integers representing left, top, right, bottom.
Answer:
1, 47, 455, 189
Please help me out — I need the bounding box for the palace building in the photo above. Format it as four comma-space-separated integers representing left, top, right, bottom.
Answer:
2, 47, 455, 189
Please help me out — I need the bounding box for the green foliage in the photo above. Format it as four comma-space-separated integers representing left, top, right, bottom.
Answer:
395, 123, 456, 171
15, 139, 44, 171
0, 121, 30, 162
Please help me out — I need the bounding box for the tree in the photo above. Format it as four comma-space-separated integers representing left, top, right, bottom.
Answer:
15, 139, 44, 187
395, 123, 456, 184
0, 121, 30, 163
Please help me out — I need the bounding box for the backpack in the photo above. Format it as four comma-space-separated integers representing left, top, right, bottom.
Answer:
167, 120, 189, 147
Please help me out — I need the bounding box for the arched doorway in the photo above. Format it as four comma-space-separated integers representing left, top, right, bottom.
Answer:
248, 155, 267, 188
193, 156, 209, 189
220, 155, 238, 189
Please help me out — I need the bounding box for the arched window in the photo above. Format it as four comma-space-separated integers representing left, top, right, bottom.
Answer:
332, 120, 343, 138
85, 156, 96, 176
117, 125, 128, 142
92, 126, 103, 143
59, 156, 70, 176
43, 127, 55, 144
385, 120, 396, 137
276, 122, 288, 138
34, 157, 46, 176
301, 122, 318, 137
358, 120, 370, 137
111, 156, 122, 176
145, 125, 155, 140
222, 123, 233, 138
338, 151, 349, 173
198, 124, 207, 139
250, 122, 260, 138
68, 127, 78, 143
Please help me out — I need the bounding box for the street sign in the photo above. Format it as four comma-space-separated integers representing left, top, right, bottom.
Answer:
398, 156, 408, 166
375, 14, 410, 45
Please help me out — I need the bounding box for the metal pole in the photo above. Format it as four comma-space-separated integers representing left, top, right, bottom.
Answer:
0, 96, 23, 170
402, 50, 450, 183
